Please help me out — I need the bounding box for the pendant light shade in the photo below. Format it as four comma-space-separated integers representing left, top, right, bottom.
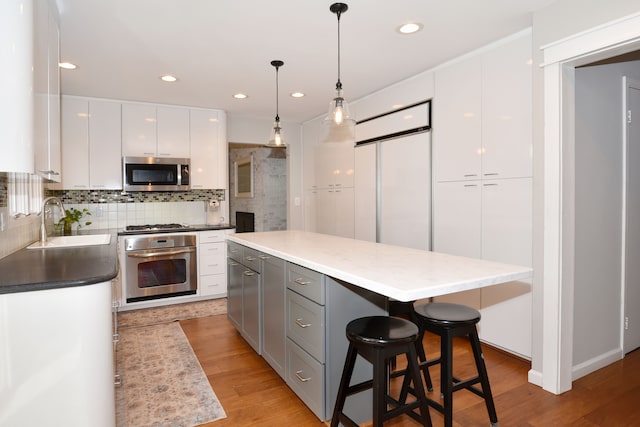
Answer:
323, 2, 355, 143
266, 60, 286, 148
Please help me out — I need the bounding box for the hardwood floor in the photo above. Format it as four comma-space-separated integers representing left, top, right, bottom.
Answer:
180, 314, 640, 426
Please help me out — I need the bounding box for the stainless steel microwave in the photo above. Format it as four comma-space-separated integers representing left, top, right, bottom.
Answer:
123, 157, 190, 191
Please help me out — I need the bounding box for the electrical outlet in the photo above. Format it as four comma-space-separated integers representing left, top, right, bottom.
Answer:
294, 197, 301, 207
625, 316, 629, 330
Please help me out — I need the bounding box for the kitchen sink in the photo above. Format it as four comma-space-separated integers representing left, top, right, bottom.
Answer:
27, 234, 111, 249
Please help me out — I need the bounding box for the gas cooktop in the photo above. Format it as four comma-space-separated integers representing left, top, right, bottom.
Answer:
125, 223, 190, 232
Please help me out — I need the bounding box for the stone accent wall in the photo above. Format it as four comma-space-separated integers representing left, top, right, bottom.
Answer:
229, 145, 287, 232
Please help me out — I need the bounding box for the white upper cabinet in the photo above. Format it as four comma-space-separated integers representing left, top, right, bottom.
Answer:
61, 97, 122, 190
34, 0, 61, 181
190, 109, 228, 190
156, 106, 190, 158
122, 103, 189, 158
433, 55, 482, 182
0, 0, 34, 173
89, 101, 122, 189
433, 30, 532, 182
482, 33, 532, 179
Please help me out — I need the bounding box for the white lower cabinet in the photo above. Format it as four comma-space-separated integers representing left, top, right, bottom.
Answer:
433, 177, 532, 358
198, 230, 227, 297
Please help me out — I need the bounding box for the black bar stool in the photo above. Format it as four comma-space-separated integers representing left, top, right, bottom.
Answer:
412, 302, 499, 427
388, 300, 434, 392
331, 316, 432, 427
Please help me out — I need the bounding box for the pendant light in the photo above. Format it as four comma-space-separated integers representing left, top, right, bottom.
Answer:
266, 60, 286, 147
323, 2, 355, 143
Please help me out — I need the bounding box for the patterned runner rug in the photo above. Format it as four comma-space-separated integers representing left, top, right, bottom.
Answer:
118, 298, 227, 329
116, 301, 227, 426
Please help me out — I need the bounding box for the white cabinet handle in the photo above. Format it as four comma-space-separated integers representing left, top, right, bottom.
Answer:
484, 172, 499, 176
243, 270, 255, 276
295, 318, 311, 328
229, 262, 238, 266
295, 370, 311, 382
294, 278, 310, 285
245, 256, 257, 261
258, 255, 270, 260
463, 174, 477, 177
483, 183, 499, 187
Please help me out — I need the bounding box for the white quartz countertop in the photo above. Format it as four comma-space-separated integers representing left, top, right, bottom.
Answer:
227, 231, 533, 302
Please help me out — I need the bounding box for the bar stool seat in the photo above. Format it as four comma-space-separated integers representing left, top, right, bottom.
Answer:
413, 302, 499, 427
331, 316, 432, 427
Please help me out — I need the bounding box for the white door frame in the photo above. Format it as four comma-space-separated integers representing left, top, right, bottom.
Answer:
540, 12, 640, 394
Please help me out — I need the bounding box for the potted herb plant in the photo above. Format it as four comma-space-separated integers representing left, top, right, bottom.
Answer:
58, 208, 92, 235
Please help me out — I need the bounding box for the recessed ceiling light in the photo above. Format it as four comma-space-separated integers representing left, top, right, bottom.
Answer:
233, 93, 248, 99
397, 22, 423, 34
160, 75, 178, 82
290, 92, 305, 98
59, 62, 77, 70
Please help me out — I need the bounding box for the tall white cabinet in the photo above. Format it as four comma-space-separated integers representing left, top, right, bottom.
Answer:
432, 29, 533, 358
303, 117, 355, 238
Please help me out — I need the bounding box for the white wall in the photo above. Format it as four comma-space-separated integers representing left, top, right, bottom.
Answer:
531, 0, 640, 378
573, 61, 640, 367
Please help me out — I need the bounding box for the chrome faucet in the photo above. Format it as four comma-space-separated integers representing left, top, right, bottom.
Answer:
40, 197, 66, 243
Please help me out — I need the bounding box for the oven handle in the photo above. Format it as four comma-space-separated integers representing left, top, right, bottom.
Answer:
126, 248, 195, 258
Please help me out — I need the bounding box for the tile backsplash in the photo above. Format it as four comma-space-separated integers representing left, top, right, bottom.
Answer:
0, 174, 226, 259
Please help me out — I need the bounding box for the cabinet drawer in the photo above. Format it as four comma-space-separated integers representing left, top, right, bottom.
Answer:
200, 230, 227, 243
200, 274, 226, 296
243, 247, 263, 273
287, 262, 324, 304
227, 241, 243, 263
200, 242, 225, 275
286, 289, 324, 363
286, 338, 325, 420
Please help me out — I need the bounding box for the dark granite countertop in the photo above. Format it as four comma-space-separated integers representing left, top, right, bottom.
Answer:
0, 230, 119, 295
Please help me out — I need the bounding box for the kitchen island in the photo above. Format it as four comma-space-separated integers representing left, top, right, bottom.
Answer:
226, 230, 532, 422
0, 231, 118, 427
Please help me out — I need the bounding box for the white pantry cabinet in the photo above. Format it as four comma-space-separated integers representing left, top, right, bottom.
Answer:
433, 30, 532, 182
61, 96, 122, 190
34, 0, 61, 182
433, 177, 532, 357
121, 103, 189, 158
305, 188, 354, 239
190, 109, 228, 190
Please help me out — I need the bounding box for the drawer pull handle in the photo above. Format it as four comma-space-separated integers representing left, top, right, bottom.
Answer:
245, 256, 257, 261
294, 278, 310, 285
229, 262, 239, 266
295, 370, 311, 382
243, 271, 255, 276
295, 318, 311, 328
258, 255, 270, 260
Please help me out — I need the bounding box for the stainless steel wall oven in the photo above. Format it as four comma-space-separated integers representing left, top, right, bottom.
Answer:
124, 234, 197, 302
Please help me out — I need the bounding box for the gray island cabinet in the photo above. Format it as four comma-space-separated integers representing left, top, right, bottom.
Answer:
226, 230, 532, 422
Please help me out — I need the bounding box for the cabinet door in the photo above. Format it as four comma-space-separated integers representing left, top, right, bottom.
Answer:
354, 143, 377, 242
432, 181, 481, 309
89, 100, 122, 189
262, 255, 286, 378
482, 33, 532, 179
433, 55, 482, 182
190, 109, 223, 189
479, 178, 532, 357
433, 181, 481, 258
227, 259, 243, 331
121, 103, 157, 157
61, 97, 90, 189
334, 140, 355, 188
156, 106, 189, 158
242, 269, 261, 354
334, 187, 354, 239
46, 7, 61, 182
315, 189, 335, 236
304, 190, 318, 232
302, 118, 322, 190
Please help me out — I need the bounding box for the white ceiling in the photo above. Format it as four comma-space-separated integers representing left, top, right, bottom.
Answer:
57, 0, 555, 123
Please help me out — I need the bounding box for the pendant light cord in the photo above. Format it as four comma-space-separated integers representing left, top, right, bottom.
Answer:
336, 10, 342, 91
275, 65, 280, 121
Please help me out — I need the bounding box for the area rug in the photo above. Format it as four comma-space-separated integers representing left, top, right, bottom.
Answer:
115, 321, 227, 427
118, 298, 227, 329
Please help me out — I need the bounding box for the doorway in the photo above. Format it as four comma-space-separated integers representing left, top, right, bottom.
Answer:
624, 77, 640, 354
